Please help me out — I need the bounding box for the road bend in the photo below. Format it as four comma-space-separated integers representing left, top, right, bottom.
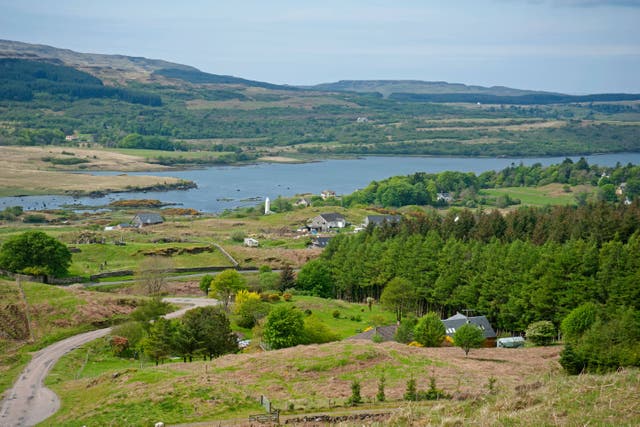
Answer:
0, 297, 218, 427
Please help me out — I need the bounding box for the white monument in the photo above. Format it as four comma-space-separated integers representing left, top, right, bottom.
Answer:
264, 197, 271, 215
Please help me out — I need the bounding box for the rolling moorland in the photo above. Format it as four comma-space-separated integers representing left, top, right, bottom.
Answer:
0, 40, 639, 426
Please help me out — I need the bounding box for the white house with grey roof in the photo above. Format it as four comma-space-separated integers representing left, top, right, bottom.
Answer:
442, 312, 497, 346
363, 214, 402, 227
132, 212, 164, 228
308, 213, 346, 232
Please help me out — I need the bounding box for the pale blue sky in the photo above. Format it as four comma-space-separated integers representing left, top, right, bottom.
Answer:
1, 0, 639, 93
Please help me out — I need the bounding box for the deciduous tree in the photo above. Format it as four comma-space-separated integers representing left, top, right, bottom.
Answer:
263, 305, 304, 349
0, 231, 71, 277
453, 323, 485, 357
210, 269, 247, 309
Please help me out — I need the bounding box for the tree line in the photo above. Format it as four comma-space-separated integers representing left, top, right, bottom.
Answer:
309, 203, 640, 333
343, 158, 640, 208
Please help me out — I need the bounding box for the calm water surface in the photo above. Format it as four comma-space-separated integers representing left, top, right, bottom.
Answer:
2, 154, 639, 213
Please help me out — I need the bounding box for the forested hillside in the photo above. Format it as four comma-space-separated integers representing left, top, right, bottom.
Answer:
317, 201, 640, 332
1, 41, 640, 159
0, 59, 161, 105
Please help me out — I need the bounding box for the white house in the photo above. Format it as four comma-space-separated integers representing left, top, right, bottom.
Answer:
308, 213, 346, 232
320, 190, 336, 200
243, 238, 259, 247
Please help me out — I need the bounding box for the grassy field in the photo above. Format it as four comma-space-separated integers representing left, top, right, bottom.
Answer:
41, 338, 640, 426
0, 279, 139, 398
480, 183, 590, 207
67, 241, 234, 276
279, 295, 396, 339
107, 147, 237, 161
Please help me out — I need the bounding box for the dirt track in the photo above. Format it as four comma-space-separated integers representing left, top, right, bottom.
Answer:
0, 297, 218, 427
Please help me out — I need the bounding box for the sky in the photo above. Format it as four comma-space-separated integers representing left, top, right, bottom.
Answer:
1, 0, 639, 94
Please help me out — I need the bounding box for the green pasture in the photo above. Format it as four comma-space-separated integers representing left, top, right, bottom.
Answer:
480, 185, 578, 206
68, 242, 234, 276
282, 295, 397, 339
106, 147, 235, 160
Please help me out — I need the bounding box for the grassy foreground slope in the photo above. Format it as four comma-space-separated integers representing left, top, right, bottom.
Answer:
42, 341, 640, 426
0, 279, 137, 398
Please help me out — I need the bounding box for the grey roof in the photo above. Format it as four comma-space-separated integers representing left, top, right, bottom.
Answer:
311, 237, 332, 248
319, 213, 345, 222
348, 324, 398, 342
442, 313, 496, 339
132, 212, 164, 225
365, 215, 401, 225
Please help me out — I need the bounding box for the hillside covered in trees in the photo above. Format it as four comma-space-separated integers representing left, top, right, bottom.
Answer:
343, 158, 640, 208
1, 41, 640, 160
314, 201, 640, 333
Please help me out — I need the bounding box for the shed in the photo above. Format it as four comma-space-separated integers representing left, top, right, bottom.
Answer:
348, 324, 398, 342
497, 336, 525, 348
131, 213, 164, 227
309, 236, 332, 249
244, 238, 259, 247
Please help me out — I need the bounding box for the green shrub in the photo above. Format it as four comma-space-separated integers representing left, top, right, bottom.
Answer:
346, 380, 362, 406
376, 375, 386, 402
235, 298, 270, 329
561, 302, 597, 342
22, 214, 47, 223
395, 317, 417, 343
404, 376, 417, 401
230, 230, 246, 242
199, 274, 213, 295
560, 306, 640, 375
526, 320, 556, 346
302, 315, 339, 344
413, 312, 445, 347
111, 321, 146, 353
332, 310, 341, 319
419, 377, 447, 400
268, 293, 280, 302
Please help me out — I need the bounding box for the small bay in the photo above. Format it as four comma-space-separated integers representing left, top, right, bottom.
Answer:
2, 153, 639, 213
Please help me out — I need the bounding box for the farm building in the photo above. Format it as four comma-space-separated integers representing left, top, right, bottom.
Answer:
131, 212, 164, 227
442, 312, 497, 347
363, 214, 402, 227
348, 324, 398, 342
308, 213, 346, 232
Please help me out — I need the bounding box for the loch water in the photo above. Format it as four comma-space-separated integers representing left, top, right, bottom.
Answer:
2, 154, 639, 213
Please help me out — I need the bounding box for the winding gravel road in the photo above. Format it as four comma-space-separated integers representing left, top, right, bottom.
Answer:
0, 297, 219, 427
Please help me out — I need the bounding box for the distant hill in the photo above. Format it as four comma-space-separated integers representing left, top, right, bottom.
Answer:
151, 68, 296, 91
305, 79, 555, 98
0, 39, 292, 90
307, 79, 640, 105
